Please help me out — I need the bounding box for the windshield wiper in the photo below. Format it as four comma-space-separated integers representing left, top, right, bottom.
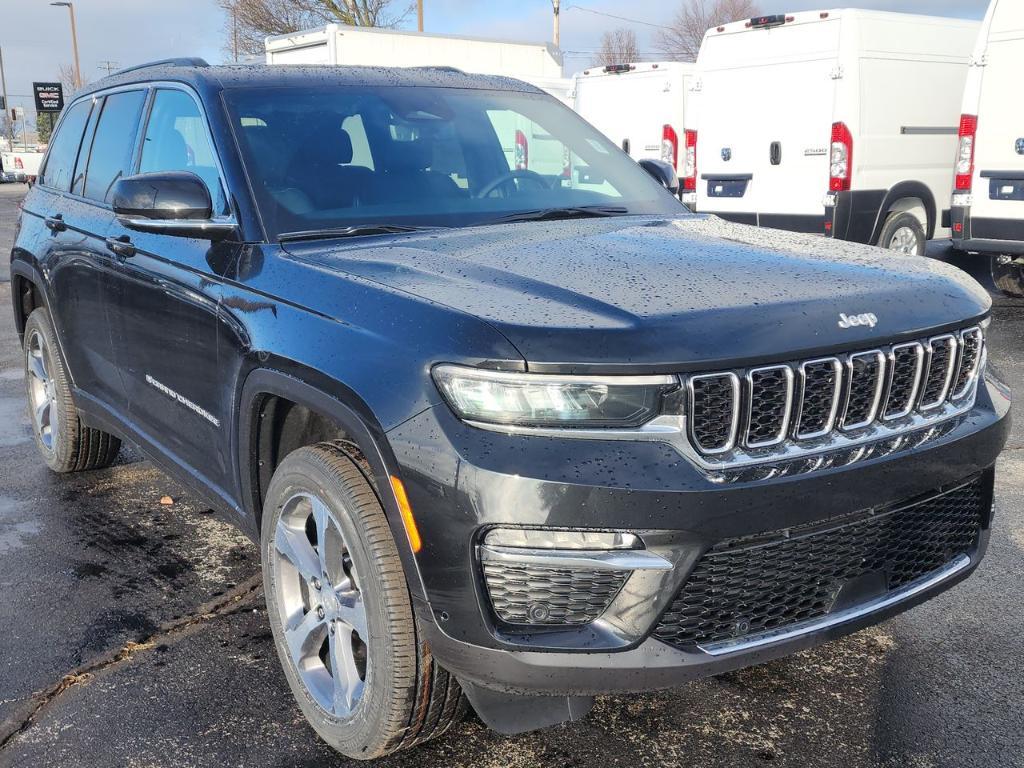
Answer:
482, 206, 631, 225
278, 224, 445, 242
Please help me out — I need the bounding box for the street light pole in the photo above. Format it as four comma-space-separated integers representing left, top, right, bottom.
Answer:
0, 46, 11, 144
552, 0, 561, 48
417, 0, 424, 32
51, 2, 82, 89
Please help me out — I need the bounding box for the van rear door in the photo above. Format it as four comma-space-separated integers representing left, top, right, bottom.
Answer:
574, 67, 687, 168
696, 17, 840, 231
969, 2, 1024, 238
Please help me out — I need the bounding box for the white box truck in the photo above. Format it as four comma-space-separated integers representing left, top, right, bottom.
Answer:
950, 0, 1024, 295
573, 62, 696, 179
688, 10, 979, 255
265, 25, 573, 179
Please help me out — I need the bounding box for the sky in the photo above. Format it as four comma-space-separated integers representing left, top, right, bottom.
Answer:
0, 0, 991, 132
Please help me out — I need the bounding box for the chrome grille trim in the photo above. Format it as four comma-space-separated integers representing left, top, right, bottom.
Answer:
841, 350, 887, 431
687, 373, 741, 455
919, 335, 959, 411
951, 327, 984, 401
882, 342, 925, 420
794, 358, 843, 440
744, 366, 795, 449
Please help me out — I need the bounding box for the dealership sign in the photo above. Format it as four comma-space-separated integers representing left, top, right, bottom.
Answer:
33, 82, 64, 113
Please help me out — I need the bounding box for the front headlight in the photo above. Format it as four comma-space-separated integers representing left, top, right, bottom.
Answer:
432, 365, 678, 428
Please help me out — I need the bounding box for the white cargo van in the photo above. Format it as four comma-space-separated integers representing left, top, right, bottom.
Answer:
689, 10, 978, 255
950, 0, 1024, 285
265, 24, 573, 182
573, 62, 696, 179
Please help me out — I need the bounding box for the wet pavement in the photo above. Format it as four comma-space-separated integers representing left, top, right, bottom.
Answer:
0, 184, 1022, 767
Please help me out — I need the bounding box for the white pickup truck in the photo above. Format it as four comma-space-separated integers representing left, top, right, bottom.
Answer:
0, 150, 44, 183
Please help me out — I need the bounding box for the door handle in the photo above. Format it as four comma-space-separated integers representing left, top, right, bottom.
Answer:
105, 235, 136, 260
770, 142, 782, 166
44, 214, 66, 233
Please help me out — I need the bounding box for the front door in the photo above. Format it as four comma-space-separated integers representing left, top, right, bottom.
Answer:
104, 87, 240, 503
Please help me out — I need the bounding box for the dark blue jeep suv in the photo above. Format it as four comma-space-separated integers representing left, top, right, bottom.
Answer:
9, 60, 1010, 759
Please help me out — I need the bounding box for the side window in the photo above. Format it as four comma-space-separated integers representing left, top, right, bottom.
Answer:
140, 89, 228, 215
39, 99, 92, 192
82, 90, 146, 203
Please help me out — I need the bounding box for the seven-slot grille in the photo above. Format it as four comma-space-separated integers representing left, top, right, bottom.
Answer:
686, 327, 984, 457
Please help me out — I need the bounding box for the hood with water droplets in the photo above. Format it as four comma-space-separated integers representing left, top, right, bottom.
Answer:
283, 215, 990, 373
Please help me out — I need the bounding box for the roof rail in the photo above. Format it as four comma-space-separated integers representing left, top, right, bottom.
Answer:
111, 57, 210, 77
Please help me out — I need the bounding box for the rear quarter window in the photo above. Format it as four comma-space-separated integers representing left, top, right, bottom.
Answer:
39, 99, 93, 192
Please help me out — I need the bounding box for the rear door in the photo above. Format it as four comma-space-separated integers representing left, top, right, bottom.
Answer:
970, 2, 1024, 237
696, 19, 839, 229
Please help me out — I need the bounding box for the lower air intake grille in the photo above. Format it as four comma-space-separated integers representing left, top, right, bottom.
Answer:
653, 475, 987, 650
482, 562, 628, 625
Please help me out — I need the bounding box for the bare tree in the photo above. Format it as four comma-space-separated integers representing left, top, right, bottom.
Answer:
221, 0, 413, 58
656, 0, 761, 61
595, 27, 640, 67
58, 63, 88, 95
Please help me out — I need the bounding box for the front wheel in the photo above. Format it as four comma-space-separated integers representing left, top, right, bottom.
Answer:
878, 211, 926, 256
261, 444, 465, 760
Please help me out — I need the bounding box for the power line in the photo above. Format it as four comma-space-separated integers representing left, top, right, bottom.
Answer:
98, 60, 120, 76
563, 4, 664, 29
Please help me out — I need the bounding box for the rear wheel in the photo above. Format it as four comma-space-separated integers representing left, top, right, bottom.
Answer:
23, 308, 121, 473
261, 444, 465, 759
878, 211, 926, 256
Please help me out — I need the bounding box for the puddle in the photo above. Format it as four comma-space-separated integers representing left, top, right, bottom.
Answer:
0, 496, 41, 554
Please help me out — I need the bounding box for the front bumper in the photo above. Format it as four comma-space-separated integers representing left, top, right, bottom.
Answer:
385, 372, 1010, 698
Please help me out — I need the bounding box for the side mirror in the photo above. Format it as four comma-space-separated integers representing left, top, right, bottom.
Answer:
111, 171, 234, 239
638, 158, 680, 195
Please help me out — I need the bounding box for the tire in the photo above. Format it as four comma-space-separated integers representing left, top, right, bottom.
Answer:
991, 256, 1024, 298
261, 444, 465, 760
878, 211, 926, 256
23, 307, 121, 473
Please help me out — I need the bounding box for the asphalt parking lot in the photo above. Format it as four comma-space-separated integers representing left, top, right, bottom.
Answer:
0, 183, 1021, 768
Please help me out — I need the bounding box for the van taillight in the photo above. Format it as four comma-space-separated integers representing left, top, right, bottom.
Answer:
14, 157, 23, 170
955, 114, 977, 191
682, 129, 697, 191
661, 124, 678, 170
514, 129, 528, 171
829, 122, 852, 192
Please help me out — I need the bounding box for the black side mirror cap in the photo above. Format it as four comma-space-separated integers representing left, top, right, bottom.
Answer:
638, 159, 680, 195
111, 171, 234, 239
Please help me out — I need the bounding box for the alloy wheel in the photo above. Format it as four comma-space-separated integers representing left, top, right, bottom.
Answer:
272, 491, 369, 717
26, 329, 59, 451
888, 226, 920, 255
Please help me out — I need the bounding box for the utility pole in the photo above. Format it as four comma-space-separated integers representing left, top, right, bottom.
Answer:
417, 0, 423, 32
552, 0, 561, 48
51, 2, 82, 88
232, 2, 239, 62
0, 46, 11, 144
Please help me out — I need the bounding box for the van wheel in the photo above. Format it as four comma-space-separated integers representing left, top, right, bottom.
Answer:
261, 444, 466, 760
878, 212, 926, 256
23, 308, 121, 473
992, 256, 1024, 298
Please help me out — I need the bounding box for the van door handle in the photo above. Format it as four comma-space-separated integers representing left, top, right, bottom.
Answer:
770, 142, 782, 166
105, 235, 136, 260
44, 214, 66, 233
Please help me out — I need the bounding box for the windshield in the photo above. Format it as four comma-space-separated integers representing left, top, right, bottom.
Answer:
223, 85, 684, 239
